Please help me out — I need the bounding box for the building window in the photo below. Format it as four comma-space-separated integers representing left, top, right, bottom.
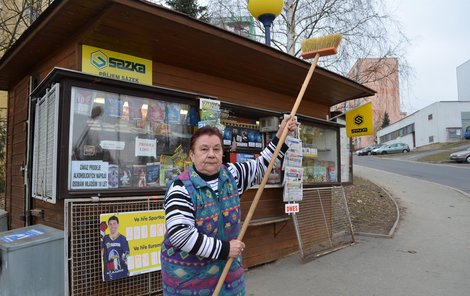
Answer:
447, 128, 462, 140
429, 136, 434, 143
428, 114, 433, 120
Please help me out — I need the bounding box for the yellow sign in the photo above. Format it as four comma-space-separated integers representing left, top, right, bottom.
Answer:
100, 210, 165, 281
345, 102, 374, 137
82, 45, 152, 85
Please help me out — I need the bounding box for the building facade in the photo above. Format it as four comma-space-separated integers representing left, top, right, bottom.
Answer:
332, 58, 404, 150
377, 101, 470, 148
457, 59, 470, 102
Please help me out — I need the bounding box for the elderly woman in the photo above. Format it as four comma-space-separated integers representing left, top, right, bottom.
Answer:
161, 116, 296, 295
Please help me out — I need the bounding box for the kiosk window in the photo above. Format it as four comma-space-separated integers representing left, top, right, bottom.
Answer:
300, 124, 338, 184
68, 86, 193, 191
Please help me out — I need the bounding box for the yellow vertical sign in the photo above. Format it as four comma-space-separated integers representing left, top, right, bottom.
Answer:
345, 102, 374, 137
82, 45, 152, 85
100, 210, 165, 281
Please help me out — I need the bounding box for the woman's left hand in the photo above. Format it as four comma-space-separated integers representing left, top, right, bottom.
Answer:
276, 115, 297, 138
228, 240, 246, 258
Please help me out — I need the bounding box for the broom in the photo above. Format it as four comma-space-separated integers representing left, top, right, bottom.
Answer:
212, 33, 342, 296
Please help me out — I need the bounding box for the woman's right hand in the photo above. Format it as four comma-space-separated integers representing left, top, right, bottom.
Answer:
229, 239, 246, 258
276, 115, 297, 138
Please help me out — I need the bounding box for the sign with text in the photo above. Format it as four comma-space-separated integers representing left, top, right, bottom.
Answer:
0, 229, 45, 243
285, 203, 300, 214
135, 138, 157, 157
345, 102, 374, 137
100, 210, 166, 281
100, 140, 125, 150
82, 45, 152, 85
70, 161, 109, 189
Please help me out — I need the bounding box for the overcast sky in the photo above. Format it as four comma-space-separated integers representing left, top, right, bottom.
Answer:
166, 0, 470, 114
391, 0, 470, 113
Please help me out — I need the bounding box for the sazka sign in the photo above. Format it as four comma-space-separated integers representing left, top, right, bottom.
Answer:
345, 102, 374, 137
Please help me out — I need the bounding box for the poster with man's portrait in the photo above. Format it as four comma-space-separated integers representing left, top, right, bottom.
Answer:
100, 210, 166, 281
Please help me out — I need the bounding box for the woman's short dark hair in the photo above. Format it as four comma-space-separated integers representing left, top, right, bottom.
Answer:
190, 126, 223, 151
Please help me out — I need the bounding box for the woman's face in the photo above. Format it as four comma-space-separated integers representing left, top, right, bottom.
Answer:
190, 134, 223, 176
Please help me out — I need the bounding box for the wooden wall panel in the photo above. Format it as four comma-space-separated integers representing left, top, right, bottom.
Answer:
9, 205, 26, 229
238, 188, 299, 267
243, 222, 298, 268
154, 63, 329, 119
5, 42, 78, 230
6, 77, 29, 228
36, 42, 80, 82
240, 188, 286, 218
32, 199, 64, 230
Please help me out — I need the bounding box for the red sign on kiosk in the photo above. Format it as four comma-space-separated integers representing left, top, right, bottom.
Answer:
285, 203, 300, 214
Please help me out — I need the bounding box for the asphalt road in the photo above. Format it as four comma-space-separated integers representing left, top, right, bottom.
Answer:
353, 155, 470, 194
247, 165, 470, 295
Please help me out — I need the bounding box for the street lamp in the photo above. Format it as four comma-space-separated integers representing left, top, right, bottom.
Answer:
248, 0, 284, 46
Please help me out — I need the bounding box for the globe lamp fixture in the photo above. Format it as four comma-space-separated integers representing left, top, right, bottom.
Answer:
248, 0, 284, 46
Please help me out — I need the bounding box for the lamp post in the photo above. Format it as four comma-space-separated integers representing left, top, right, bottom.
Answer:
248, 0, 284, 46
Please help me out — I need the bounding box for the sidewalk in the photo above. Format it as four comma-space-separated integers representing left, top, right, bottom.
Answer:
246, 165, 470, 296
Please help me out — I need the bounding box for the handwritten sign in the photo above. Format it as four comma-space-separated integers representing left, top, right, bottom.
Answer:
135, 138, 157, 157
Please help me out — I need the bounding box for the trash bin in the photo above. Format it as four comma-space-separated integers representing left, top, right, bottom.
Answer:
0, 210, 7, 232
0, 224, 64, 296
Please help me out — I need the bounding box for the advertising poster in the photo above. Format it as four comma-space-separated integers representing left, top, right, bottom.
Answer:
100, 210, 166, 281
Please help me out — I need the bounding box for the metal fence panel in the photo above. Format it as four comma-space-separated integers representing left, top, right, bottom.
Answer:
292, 187, 355, 262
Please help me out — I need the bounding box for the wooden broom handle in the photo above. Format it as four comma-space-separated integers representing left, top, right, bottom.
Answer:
213, 53, 320, 296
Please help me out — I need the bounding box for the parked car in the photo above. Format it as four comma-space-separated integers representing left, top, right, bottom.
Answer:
371, 143, 410, 155
465, 126, 470, 140
449, 147, 470, 163
356, 144, 385, 156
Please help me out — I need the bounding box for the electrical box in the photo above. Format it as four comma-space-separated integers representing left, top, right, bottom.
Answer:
0, 210, 7, 232
0, 224, 64, 296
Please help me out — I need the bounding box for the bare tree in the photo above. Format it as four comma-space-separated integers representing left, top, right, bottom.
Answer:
0, 0, 51, 58
0, 0, 51, 194
206, 0, 410, 85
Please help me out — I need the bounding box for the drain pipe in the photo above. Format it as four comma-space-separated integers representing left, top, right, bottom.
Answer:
23, 76, 37, 226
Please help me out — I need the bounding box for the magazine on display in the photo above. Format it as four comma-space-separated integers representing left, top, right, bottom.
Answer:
283, 134, 304, 203
198, 98, 225, 132
283, 182, 303, 202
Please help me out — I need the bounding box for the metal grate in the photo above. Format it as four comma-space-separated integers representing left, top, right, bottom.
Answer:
65, 197, 164, 296
292, 187, 355, 262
